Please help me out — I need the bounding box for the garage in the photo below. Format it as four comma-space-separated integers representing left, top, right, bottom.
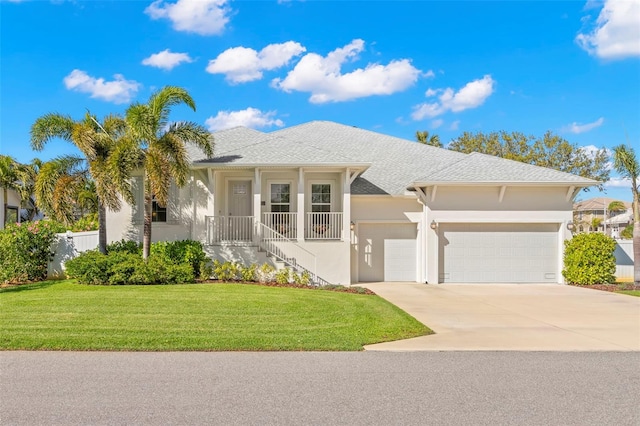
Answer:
358, 223, 417, 282
439, 223, 559, 283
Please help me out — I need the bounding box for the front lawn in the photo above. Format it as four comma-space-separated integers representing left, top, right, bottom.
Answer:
0, 280, 432, 351
616, 290, 640, 297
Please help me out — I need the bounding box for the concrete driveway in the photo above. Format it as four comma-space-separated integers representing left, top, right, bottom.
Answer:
361, 283, 640, 351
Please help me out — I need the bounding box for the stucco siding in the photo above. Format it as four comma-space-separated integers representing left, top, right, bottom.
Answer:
428, 186, 573, 212
351, 196, 421, 221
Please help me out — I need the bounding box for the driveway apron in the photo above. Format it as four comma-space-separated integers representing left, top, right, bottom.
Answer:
361, 283, 640, 351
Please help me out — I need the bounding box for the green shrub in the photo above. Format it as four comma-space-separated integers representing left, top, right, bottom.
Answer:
275, 268, 291, 284
65, 251, 142, 285
107, 239, 142, 254
620, 224, 633, 240
298, 270, 312, 285
212, 260, 241, 281
65, 250, 113, 285
107, 252, 144, 285
151, 240, 206, 278
240, 264, 257, 282
0, 220, 65, 284
256, 263, 276, 283
128, 256, 194, 285
66, 250, 194, 285
562, 233, 616, 285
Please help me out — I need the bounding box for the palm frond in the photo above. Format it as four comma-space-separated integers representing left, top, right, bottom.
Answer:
30, 113, 75, 150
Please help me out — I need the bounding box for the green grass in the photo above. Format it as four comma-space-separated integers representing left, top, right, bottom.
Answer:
616, 290, 640, 297
0, 280, 432, 351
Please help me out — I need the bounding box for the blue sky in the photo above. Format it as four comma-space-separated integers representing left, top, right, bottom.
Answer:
1, 0, 638, 202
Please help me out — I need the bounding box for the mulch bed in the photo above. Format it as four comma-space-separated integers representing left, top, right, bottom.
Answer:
202, 280, 376, 295
570, 283, 640, 292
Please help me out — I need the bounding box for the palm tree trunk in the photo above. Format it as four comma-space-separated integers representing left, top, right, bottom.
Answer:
634, 221, 639, 285
143, 192, 152, 260
2, 187, 7, 226
98, 201, 107, 254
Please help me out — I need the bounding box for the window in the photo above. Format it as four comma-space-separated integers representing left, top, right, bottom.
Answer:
4, 206, 19, 225
311, 184, 331, 212
152, 195, 167, 222
270, 183, 290, 212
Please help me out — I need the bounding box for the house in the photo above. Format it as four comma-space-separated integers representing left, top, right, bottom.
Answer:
573, 197, 631, 234
106, 121, 597, 285
0, 187, 21, 229
605, 209, 633, 239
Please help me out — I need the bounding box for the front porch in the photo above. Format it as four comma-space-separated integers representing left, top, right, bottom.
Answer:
205, 212, 345, 244
192, 166, 360, 286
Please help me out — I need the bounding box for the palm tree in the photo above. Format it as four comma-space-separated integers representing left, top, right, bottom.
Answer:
415, 130, 442, 148
35, 156, 92, 225
31, 112, 133, 254
0, 155, 19, 225
14, 159, 42, 221
121, 86, 213, 259
607, 200, 626, 215
612, 144, 639, 284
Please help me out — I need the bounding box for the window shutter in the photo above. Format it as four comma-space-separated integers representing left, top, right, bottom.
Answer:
131, 177, 144, 225
167, 180, 180, 225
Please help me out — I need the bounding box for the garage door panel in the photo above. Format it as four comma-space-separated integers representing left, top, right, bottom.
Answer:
440, 223, 558, 283
358, 224, 417, 282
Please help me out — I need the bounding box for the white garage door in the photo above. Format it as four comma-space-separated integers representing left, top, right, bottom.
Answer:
358, 223, 417, 282
440, 223, 559, 283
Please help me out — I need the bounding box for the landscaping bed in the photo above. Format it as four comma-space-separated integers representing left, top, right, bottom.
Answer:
570, 282, 640, 295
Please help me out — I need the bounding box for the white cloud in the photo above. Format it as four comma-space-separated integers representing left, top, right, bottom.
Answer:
449, 120, 460, 131
205, 107, 284, 131
431, 119, 443, 129
63, 69, 140, 104
272, 39, 421, 103
605, 176, 632, 188
563, 117, 605, 134
206, 42, 306, 83
145, 0, 231, 36
576, 0, 640, 59
411, 75, 495, 120
142, 49, 193, 70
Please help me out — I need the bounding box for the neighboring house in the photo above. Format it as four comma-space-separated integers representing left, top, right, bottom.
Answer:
605, 209, 633, 239
0, 187, 21, 229
106, 121, 596, 285
573, 197, 631, 234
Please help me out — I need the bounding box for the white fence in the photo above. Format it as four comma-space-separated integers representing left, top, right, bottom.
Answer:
614, 240, 635, 282
48, 231, 99, 278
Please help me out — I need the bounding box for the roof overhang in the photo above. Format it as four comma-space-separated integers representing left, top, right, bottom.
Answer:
192, 162, 371, 171
408, 180, 597, 189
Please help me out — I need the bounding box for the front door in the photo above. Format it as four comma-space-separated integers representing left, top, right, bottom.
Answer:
226, 180, 252, 241
228, 180, 251, 216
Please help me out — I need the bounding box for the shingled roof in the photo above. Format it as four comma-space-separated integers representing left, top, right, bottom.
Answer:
190, 121, 598, 195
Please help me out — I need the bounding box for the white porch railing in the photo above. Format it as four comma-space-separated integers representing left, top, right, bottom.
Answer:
257, 222, 326, 285
262, 212, 297, 239
206, 216, 254, 244
305, 212, 343, 240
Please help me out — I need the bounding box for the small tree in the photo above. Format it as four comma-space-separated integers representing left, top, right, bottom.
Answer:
563, 233, 616, 285
612, 144, 639, 284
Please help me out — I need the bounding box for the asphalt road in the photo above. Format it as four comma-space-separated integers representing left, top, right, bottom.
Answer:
1, 352, 638, 425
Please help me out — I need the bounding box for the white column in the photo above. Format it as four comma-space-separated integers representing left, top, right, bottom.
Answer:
297, 168, 305, 242
207, 169, 216, 216
253, 169, 262, 244
425, 198, 439, 285
342, 169, 351, 242
253, 168, 262, 221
